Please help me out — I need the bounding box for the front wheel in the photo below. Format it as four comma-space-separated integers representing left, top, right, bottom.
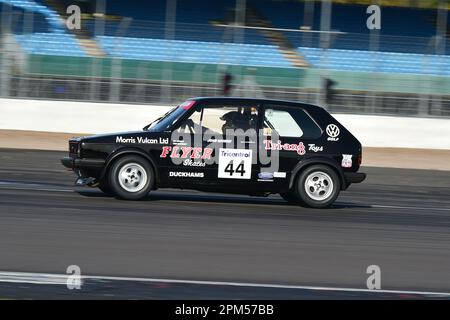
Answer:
296, 165, 341, 208
97, 179, 113, 195
108, 155, 154, 200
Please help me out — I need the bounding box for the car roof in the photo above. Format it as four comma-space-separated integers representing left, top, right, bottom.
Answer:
188, 97, 323, 112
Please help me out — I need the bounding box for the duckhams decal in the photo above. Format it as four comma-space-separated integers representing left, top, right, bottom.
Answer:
263, 140, 306, 156
160, 146, 213, 159
169, 171, 204, 178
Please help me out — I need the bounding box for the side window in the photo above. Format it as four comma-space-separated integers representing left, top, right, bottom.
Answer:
201, 105, 258, 135
175, 108, 202, 134
264, 105, 321, 139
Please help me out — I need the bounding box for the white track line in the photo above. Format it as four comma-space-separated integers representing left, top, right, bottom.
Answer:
371, 204, 450, 212
0, 271, 449, 297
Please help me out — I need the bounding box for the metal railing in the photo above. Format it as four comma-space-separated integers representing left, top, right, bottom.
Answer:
1, 18, 450, 117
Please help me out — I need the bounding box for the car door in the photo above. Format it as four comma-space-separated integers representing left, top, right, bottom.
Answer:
198, 102, 261, 191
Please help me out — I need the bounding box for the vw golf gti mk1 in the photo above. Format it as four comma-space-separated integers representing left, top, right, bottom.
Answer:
61, 97, 366, 208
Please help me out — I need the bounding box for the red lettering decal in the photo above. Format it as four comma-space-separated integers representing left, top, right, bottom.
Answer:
201, 148, 213, 160
171, 146, 180, 158
181, 147, 192, 158
191, 147, 202, 159
160, 146, 172, 158
297, 142, 306, 155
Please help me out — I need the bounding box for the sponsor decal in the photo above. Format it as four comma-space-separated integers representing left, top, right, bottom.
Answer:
159, 137, 170, 144
308, 144, 323, 152
116, 136, 136, 144
183, 159, 206, 167
342, 154, 353, 168
160, 146, 213, 159
326, 124, 340, 141
207, 138, 232, 144
116, 136, 168, 144
218, 148, 252, 180
258, 172, 274, 181
169, 171, 204, 178
273, 172, 287, 178
172, 140, 187, 146
263, 140, 306, 156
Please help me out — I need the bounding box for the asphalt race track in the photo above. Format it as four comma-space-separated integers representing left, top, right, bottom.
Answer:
0, 148, 450, 299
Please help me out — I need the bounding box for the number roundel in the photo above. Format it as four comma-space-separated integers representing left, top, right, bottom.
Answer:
224, 160, 246, 177
218, 148, 252, 180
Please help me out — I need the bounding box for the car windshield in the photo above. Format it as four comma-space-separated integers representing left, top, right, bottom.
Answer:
146, 101, 194, 132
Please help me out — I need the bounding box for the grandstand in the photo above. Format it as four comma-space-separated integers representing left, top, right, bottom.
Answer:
0, 0, 449, 115
3, 0, 448, 69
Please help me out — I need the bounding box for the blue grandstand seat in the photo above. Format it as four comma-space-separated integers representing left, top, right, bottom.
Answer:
1, 0, 65, 32
96, 36, 291, 67
298, 47, 450, 75
3, 0, 449, 76
15, 32, 86, 56
1, 0, 86, 56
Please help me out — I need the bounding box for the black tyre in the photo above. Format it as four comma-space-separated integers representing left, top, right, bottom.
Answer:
97, 179, 113, 195
296, 165, 341, 208
280, 191, 300, 204
108, 155, 154, 200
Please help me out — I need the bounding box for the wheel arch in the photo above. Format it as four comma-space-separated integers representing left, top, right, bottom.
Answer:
101, 148, 159, 185
289, 157, 346, 191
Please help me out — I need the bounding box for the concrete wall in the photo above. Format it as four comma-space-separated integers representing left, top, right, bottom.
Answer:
0, 98, 173, 134
1, 98, 450, 150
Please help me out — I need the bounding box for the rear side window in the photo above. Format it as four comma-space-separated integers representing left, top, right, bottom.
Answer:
263, 105, 322, 139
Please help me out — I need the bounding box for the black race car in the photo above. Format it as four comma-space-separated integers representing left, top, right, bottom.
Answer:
61, 97, 366, 208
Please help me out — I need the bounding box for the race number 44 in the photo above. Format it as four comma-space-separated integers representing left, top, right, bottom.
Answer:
218, 148, 252, 180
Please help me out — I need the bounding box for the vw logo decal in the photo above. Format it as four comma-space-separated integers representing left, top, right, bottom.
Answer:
326, 124, 340, 141
326, 124, 340, 138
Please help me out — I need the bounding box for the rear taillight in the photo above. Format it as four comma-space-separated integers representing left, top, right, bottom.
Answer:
357, 154, 362, 166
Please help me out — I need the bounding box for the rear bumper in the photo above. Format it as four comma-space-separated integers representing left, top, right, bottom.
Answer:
61, 157, 105, 170
344, 172, 366, 184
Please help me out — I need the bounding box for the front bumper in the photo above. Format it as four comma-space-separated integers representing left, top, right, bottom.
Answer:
61, 157, 105, 170
344, 172, 366, 184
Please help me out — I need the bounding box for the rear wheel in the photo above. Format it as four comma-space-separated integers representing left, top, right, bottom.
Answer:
280, 191, 300, 204
108, 155, 154, 200
296, 165, 340, 208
